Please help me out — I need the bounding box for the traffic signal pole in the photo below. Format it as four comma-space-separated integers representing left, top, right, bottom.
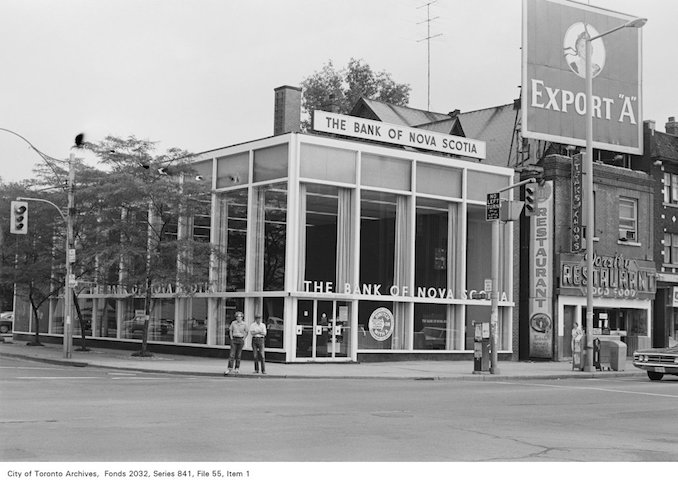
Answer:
488, 177, 537, 374
64, 153, 75, 359
17, 155, 75, 358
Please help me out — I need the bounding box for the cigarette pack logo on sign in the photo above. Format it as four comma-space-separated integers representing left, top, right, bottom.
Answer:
368, 307, 394, 341
563, 23, 606, 79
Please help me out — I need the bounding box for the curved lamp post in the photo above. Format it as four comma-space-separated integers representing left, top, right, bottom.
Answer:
583, 17, 647, 372
1, 128, 77, 358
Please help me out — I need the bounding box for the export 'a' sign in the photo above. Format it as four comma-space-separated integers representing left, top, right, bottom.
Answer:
521, 0, 643, 154
313, 110, 486, 160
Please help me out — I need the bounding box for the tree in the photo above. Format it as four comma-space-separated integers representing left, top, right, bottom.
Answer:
0, 180, 64, 346
300, 58, 411, 130
86, 136, 218, 357
1, 135, 221, 357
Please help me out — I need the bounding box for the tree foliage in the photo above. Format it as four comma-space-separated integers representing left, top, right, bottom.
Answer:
85, 136, 214, 356
1, 136, 219, 356
300, 58, 411, 130
0, 180, 64, 345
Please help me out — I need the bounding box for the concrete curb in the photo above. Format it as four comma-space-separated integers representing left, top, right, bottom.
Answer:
0, 350, 645, 381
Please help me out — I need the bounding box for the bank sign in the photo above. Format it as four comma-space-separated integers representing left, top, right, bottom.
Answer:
313, 110, 486, 160
521, 0, 643, 154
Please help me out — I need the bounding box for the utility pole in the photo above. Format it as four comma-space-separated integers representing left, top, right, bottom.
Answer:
487, 178, 537, 374
64, 152, 75, 358
417, 1, 442, 111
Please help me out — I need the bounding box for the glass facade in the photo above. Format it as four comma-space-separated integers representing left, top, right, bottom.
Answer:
25, 134, 515, 362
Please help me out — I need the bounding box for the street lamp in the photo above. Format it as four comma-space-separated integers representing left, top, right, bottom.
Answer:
1, 128, 78, 359
583, 17, 647, 372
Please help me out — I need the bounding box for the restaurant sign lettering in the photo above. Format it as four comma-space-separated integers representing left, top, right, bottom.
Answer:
559, 253, 656, 300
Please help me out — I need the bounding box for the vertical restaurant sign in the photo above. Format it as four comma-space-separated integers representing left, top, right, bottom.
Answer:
571, 153, 583, 252
529, 181, 554, 359
521, 0, 643, 154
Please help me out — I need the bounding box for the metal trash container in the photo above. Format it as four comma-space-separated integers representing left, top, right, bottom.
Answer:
606, 339, 627, 371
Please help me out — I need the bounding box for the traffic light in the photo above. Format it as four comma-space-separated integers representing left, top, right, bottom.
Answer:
524, 184, 536, 217
10, 201, 28, 234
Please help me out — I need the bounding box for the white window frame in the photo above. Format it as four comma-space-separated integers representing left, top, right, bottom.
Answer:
664, 173, 678, 205
618, 197, 637, 243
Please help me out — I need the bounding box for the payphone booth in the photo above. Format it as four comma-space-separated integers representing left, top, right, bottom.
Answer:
473, 321, 491, 373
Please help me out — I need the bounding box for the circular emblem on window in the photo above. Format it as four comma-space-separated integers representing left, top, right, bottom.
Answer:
563, 22, 606, 79
368, 307, 394, 341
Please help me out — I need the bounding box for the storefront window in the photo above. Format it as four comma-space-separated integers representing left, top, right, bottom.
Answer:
120, 298, 145, 340
414, 304, 461, 350
358, 300, 394, 350
149, 299, 176, 342
302, 184, 338, 286
214, 190, 248, 292
259, 297, 285, 349
252, 182, 287, 291
357, 301, 410, 350
360, 191, 410, 291
301, 184, 353, 291
215, 297, 242, 346
415, 198, 458, 294
72, 297, 93, 337
178, 297, 208, 344
95, 298, 118, 338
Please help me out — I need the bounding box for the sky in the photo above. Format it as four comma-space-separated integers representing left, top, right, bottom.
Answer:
1, 0, 676, 182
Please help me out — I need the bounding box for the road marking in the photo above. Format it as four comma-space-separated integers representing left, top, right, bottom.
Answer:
111, 377, 172, 380
0, 366, 68, 370
15, 376, 97, 379
499, 381, 678, 399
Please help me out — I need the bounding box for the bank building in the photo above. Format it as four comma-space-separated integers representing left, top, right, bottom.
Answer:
13, 87, 524, 363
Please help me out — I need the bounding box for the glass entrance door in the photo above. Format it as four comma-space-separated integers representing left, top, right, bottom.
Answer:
295, 300, 351, 360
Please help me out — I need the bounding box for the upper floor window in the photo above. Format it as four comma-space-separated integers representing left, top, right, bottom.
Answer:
664, 233, 678, 265
618, 197, 637, 242
664, 173, 678, 205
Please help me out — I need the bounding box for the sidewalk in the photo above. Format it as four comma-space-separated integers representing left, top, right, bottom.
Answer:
0, 338, 644, 381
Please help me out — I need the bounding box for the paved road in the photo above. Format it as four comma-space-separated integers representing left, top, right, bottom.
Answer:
1, 356, 677, 462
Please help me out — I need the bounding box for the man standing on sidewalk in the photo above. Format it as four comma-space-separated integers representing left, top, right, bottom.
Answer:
250, 314, 267, 374
225, 311, 248, 375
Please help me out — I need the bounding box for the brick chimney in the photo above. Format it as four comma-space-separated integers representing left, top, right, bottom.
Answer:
666, 116, 678, 136
274, 86, 302, 135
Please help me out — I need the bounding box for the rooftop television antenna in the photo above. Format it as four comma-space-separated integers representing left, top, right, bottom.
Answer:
418, 1, 443, 110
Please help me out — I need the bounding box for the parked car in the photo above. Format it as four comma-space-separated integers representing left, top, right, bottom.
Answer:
0, 312, 14, 334
633, 345, 678, 381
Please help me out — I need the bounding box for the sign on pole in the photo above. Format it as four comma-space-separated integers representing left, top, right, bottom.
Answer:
571, 153, 584, 252
486, 193, 500, 221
